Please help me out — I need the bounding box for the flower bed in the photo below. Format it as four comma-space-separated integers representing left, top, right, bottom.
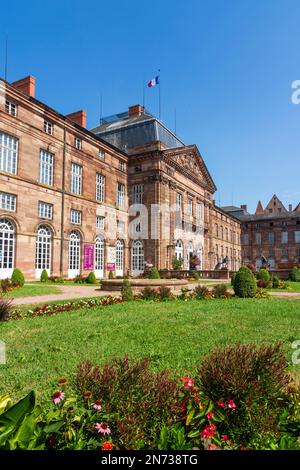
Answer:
0, 348, 299, 451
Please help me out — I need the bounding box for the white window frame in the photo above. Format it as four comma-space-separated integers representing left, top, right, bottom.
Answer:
44, 120, 53, 135
70, 162, 82, 195
38, 201, 53, 219
0, 218, 15, 279
35, 225, 52, 278
116, 182, 125, 208
94, 236, 104, 279
131, 240, 144, 276
39, 149, 53, 186
5, 100, 17, 117
0, 132, 18, 175
75, 137, 82, 150
0, 192, 16, 212
99, 150, 105, 161
116, 239, 124, 276
71, 209, 81, 225
177, 192, 182, 211
96, 173, 105, 202
119, 161, 126, 172
68, 231, 81, 278
96, 215, 105, 229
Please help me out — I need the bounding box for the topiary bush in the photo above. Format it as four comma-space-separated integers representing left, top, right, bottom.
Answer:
11, 268, 25, 287
40, 269, 49, 283
289, 267, 300, 282
257, 269, 270, 282
121, 279, 133, 301
108, 271, 115, 279
85, 272, 96, 284
233, 266, 257, 298
148, 267, 160, 279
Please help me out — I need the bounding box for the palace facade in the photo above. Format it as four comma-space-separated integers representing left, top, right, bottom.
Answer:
222, 195, 300, 272
0, 76, 241, 279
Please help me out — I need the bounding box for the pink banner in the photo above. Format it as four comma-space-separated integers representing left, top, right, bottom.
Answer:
84, 244, 94, 270
106, 263, 115, 271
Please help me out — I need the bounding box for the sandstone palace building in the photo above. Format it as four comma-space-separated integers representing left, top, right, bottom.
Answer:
0, 75, 241, 279
223, 195, 300, 273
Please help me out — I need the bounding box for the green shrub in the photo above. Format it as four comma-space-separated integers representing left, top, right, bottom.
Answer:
76, 357, 181, 450
257, 269, 270, 282
85, 272, 96, 284
40, 269, 49, 283
158, 286, 172, 300
48, 276, 65, 284
194, 285, 211, 300
108, 271, 115, 279
11, 268, 25, 287
172, 256, 183, 270
1, 278, 13, 293
271, 275, 280, 289
141, 286, 158, 301
121, 279, 134, 301
178, 287, 191, 300
289, 267, 300, 282
231, 272, 237, 286
198, 343, 290, 442
233, 266, 257, 298
74, 274, 85, 284
193, 272, 200, 281
148, 267, 160, 279
213, 283, 229, 298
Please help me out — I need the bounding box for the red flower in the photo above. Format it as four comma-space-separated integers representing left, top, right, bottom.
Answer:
101, 441, 113, 450
217, 401, 225, 407
206, 412, 214, 420
180, 374, 195, 389
200, 423, 216, 439
208, 444, 217, 450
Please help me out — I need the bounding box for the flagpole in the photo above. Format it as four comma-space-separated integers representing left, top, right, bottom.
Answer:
158, 69, 161, 120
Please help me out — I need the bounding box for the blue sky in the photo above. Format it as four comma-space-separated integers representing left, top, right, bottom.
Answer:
1, 0, 300, 212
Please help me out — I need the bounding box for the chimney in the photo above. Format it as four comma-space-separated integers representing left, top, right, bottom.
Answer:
11, 75, 35, 97
241, 204, 247, 212
289, 204, 293, 212
66, 110, 87, 128
128, 104, 144, 117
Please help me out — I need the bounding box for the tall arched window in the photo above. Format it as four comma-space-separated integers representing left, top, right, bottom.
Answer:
35, 225, 52, 278
116, 239, 124, 277
68, 231, 81, 278
131, 240, 144, 276
94, 236, 104, 279
186, 241, 193, 270
0, 218, 15, 279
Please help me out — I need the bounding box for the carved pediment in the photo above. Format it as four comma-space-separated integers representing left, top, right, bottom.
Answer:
163, 146, 217, 193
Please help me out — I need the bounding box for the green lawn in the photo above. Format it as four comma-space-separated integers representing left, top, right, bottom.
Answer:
1, 298, 300, 402
4, 284, 62, 298
29, 281, 99, 286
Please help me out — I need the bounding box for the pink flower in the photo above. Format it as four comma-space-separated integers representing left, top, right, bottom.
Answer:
222, 434, 229, 442
206, 412, 214, 420
208, 444, 218, 450
228, 399, 236, 410
96, 422, 111, 435
180, 374, 195, 389
200, 423, 216, 439
92, 400, 102, 411
52, 390, 65, 405
217, 401, 225, 407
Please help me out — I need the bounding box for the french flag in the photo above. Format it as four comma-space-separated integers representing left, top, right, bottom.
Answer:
148, 75, 159, 88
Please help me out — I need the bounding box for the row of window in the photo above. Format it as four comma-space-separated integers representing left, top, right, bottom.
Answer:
4, 101, 123, 167
176, 192, 204, 219
244, 247, 300, 257
215, 224, 239, 243
0, 218, 145, 276
245, 231, 300, 245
